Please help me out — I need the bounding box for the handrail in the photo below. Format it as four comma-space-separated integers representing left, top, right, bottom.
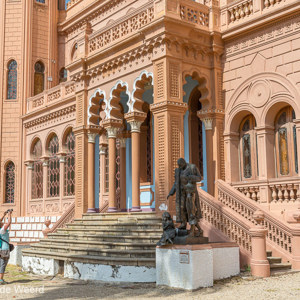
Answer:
42, 202, 75, 238
218, 179, 300, 264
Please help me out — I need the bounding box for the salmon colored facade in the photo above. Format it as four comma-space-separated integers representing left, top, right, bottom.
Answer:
1, 0, 300, 272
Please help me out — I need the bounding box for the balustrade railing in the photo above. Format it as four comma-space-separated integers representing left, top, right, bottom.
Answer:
27, 81, 75, 113
179, 1, 209, 27
232, 178, 300, 204
228, 0, 253, 24
221, 0, 297, 31
218, 180, 300, 266
199, 186, 253, 256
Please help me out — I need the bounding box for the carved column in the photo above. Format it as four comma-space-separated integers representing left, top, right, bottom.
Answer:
201, 117, 214, 195
223, 132, 239, 183
99, 143, 107, 209
150, 102, 187, 217
103, 120, 122, 212
25, 160, 34, 215
41, 156, 49, 213
119, 138, 127, 211
58, 152, 66, 213
125, 112, 146, 212
87, 132, 98, 213
256, 126, 275, 204
294, 120, 300, 177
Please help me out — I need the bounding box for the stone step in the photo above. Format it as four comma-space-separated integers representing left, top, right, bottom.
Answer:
81, 212, 159, 219
22, 250, 155, 267
64, 226, 162, 235
80, 213, 161, 223
29, 244, 155, 258
267, 257, 282, 264
39, 238, 157, 250
53, 232, 161, 243
70, 220, 162, 230
269, 262, 292, 270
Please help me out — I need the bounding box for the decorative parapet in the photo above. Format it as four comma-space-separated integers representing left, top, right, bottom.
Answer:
88, 5, 154, 54
179, 0, 209, 27
218, 179, 300, 268
221, 0, 298, 32
26, 81, 75, 113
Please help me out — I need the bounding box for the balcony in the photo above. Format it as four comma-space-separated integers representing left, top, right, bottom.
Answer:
26, 82, 75, 114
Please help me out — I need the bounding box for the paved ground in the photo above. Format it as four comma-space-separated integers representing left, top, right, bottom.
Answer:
0, 265, 299, 300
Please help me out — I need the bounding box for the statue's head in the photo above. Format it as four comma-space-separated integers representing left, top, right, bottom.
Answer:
162, 211, 172, 222
177, 158, 187, 170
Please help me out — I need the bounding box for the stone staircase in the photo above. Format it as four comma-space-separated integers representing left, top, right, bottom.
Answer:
22, 212, 162, 269
267, 250, 292, 272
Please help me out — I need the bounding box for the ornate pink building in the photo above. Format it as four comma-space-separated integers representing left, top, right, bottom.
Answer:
1, 0, 300, 273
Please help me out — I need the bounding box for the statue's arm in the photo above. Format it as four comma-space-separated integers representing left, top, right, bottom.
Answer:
168, 182, 176, 196
189, 165, 202, 183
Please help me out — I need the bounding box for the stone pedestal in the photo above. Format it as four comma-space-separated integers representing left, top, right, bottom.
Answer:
156, 243, 239, 290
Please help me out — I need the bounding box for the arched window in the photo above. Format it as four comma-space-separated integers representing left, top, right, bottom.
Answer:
34, 61, 45, 96
48, 135, 60, 197
32, 140, 43, 199
7, 60, 17, 100
239, 115, 258, 180
5, 162, 15, 203
275, 107, 297, 176
59, 68, 67, 83
64, 131, 75, 196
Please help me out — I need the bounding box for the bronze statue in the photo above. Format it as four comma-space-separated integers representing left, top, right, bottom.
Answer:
167, 158, 202, 236
156, 212, 176, 246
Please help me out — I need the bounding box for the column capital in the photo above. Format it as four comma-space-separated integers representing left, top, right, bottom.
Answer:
102, 119, 123, 138
24, 160, 34, 170
125, 112, 146, 133
41, 156, 49, 166
201, 118, 213, 130
129, 121, 143, 133
88, 132, 98, 143
99, 145, 107, 155
119, 138, 126, 148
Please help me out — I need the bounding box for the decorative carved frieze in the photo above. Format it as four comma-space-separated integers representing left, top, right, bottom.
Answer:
24, 105, 76, 129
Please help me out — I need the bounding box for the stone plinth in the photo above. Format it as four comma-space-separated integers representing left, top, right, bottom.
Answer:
156, 243, 239, 290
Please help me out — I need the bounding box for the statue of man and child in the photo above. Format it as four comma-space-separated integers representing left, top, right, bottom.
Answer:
157, 158, 203, 246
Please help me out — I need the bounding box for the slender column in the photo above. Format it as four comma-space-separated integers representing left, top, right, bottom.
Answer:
41, 157, 49, 214
202, 118, 214, 195
119, 138, 127, 211
99, 144, 107, 209
129, 122, 143, 212
25, 161, 34, 215
58, 153, 66, 213
87, 133, 97, 213
106, 127, 119, 212
223, 133, 239, 182
294, 120, 300, 177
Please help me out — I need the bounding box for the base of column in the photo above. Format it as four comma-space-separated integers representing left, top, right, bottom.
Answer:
87, 208, 97, 213
130, 206, 142, 212
107, 207, 118, 213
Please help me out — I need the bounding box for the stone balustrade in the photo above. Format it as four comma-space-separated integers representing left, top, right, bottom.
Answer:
218, 180, 300, 268
221, 0, 297, 31
228, 0, 253, 24
232, 179, 300, 204
27, 81, 75, 113
179, 0, 209, 27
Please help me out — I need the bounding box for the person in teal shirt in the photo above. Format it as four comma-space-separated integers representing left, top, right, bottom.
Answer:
0, 210, 12, 284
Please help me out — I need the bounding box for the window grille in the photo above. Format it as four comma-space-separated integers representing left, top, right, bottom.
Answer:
48, 135, 60, 197
32, 140, 43, 199
5, 162, 15, 203
64, 132, 75, 196
7, 60, 17, 99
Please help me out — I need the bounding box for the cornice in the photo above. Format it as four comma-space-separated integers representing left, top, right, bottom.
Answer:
24, 105, 76, 129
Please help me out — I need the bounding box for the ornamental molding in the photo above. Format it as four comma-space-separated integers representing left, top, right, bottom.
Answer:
150, 101, 188, 113
225, 15, 300, 57
24, 105, 76, 129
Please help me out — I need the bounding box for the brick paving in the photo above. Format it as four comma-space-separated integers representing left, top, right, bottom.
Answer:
0, 265, 299, 300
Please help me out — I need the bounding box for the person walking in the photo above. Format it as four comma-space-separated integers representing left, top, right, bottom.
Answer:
0, 210, 12, 284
